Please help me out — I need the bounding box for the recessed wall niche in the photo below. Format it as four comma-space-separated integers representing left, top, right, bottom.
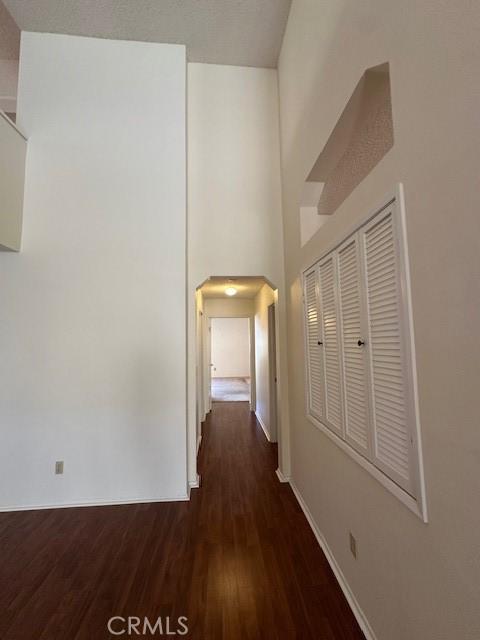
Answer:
299, 63, 394, 247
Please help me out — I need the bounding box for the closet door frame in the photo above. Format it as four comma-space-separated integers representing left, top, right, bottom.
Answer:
301, 184, 427, 522
394, 190, 426, 520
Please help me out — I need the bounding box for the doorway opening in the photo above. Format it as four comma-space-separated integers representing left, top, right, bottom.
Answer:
210, 317, 251, 402
195, 276, 280, 448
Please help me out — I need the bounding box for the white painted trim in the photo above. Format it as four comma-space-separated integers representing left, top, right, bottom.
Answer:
275, 468, 290, 483
306, 413, 423, 519
255, 410, 271, 442
188, 473, 201, 490
0, 494, 190, 513
289, 480, 378, 640
396, 184, 428, 522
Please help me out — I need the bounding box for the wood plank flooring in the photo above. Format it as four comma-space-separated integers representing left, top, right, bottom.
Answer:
0, 402, 365, 639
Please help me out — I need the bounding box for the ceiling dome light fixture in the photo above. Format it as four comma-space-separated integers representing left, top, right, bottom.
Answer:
225, 287, 237, 297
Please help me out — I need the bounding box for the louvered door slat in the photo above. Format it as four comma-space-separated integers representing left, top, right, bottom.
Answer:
363, 209, 412, 492
318, 257, 343, 435
338, 238, 370, 454
304, 269, 325, 421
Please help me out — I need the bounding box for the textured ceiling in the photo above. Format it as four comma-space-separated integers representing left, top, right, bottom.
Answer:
0, 1, 20, 59
2, 0, 292, 67
199, 277, 272, 299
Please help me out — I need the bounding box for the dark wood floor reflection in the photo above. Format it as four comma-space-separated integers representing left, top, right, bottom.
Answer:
0, 402, 365, 639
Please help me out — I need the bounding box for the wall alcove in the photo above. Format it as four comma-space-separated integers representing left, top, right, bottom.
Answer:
300, 62, 394, 246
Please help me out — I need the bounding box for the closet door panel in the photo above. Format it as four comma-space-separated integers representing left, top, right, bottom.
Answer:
362, 206, 413, 493
338, 237, 371, 456
304, 267, 325, 421
318, 255, 343, 436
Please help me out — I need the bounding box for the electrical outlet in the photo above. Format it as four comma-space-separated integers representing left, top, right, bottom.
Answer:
349, 532, 357, 559
55, 460, 64, 475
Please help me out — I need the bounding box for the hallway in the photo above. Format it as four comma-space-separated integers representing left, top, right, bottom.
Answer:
0, 404, 364, 639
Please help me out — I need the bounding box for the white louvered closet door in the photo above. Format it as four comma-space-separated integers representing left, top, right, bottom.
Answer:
304, 267, 325, 422
318, 255, 343, 436
337, 237, 371, 456
361, 205, 414, 494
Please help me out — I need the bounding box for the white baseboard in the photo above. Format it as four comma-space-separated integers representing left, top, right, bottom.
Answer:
0, 494, 190, 513
289, 480, 377, 640
275, 468, 290, 483
255, 411, 271, 442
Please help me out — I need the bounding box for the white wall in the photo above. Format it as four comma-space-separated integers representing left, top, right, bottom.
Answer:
188, 64, 284, 286
254, 284, 276, 439
211, 317, 250, 378
0, 32, 187, 510
187, 63, 290, 483
0, 112, 25, 250
278, 2, 480, 639
203, 298, 254, 318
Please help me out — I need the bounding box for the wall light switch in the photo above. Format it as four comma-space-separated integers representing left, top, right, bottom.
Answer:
55, 460, 64, 475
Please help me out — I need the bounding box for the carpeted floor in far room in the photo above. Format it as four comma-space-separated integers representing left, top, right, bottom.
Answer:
211, 377, 250, 402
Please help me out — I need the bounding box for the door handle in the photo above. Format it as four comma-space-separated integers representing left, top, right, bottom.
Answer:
357, 339, 365, 347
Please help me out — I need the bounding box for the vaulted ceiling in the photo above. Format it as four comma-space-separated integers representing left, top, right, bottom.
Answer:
1, 0, 292, 68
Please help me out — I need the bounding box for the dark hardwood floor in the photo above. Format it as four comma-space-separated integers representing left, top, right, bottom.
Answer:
0, 402, 365, 639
